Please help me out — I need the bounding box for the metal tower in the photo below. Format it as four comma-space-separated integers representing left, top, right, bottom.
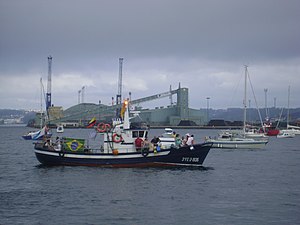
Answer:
46, 56, 52, 110
81, 86, 85, 103
116, 58, 123, 117
116, 58, 123, 105
78, 90, 81, 104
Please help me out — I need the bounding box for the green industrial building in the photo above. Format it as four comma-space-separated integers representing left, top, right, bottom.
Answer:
41, 86, 207, 127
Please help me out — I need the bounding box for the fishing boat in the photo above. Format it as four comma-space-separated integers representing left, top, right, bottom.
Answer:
205, 66, 268, 149
262, 119, 280, 136
33, 100, 212, 167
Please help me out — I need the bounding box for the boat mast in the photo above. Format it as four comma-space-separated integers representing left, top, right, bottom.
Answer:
243, 65, 248, 136
287, 85, 290, 128
40, 77, 43, 129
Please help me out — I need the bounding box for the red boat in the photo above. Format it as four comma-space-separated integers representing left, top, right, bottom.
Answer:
263, 121, 280, 136
266, 129, 280, 136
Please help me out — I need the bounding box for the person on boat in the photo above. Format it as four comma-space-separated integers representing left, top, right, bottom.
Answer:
186, 134, 194, 146
134, 137, 144, 152
151, 136, 160, 146
143, 138, 150, 149
43, 138, 54, 150
183, 133, 190, 145
175, 133, 182, 147
151, 136, 161, 153
181, 136, 186, 146
172, 131, 176, 138
54, 137, 61, 151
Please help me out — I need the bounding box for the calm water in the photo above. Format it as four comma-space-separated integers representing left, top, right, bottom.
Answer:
0, 126, 300, 225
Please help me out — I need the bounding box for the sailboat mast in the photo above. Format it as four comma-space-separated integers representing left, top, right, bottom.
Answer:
287, 85, 290, 128
40, 77, 43, 129
243, 65, 248, 135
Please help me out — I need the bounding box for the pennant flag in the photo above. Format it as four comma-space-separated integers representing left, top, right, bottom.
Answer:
87, 117, 97, 128
31, 126, 47, 140
64, 138, 85, 152
88, 130, 97, 140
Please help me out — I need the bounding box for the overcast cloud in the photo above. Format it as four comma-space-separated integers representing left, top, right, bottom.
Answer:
1, 0, 300, 110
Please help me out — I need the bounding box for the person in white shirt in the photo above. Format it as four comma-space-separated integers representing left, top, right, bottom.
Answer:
186, 134, 194, 146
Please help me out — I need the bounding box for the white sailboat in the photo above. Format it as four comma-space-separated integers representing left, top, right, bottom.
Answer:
287, 125, 300, 135
277, 86, 297, 138
206, 66, 268, 149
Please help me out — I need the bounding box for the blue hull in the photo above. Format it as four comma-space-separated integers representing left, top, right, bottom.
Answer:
34, 143, 212, 168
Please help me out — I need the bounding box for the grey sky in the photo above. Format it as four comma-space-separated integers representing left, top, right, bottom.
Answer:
1, 0, 300, 110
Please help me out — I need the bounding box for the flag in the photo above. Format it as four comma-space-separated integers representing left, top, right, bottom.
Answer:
87, 117, 96, 128
88, 130, 97, 140
64, 138, 85, 152
31, 126, 47, 140
120, 100, 128, 119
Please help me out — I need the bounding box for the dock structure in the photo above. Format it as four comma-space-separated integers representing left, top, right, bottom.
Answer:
42, 86, 207, 127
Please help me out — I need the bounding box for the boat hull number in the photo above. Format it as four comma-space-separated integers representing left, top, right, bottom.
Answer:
182, 157, 199, 163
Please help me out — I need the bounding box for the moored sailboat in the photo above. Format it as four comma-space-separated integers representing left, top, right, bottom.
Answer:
278, 86, 299, 137
205, 66, 268, 149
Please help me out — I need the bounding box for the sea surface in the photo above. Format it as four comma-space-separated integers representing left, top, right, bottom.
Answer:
0, 125, 300, 225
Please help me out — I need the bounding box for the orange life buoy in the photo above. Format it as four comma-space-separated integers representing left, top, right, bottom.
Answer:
97, 123, 111, 133
112, 133, 123, 143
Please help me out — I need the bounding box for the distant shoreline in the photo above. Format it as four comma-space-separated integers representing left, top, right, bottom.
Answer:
149, 126, 243, 130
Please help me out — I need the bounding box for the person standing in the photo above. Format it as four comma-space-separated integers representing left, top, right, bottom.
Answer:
175, 134, 182, 147
186, 134, 194, 146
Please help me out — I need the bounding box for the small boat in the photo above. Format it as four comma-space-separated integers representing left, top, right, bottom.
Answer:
277, 130, 296, 138
56, 125, 64, 133
33, 100, 212, 167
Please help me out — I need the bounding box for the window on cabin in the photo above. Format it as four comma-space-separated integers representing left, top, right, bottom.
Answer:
132, 131, 138, 138
132, 131, 148, 138
139, 131, 144, 138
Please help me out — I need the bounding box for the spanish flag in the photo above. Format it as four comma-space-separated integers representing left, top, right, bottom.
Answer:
87, 117, 96, 128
